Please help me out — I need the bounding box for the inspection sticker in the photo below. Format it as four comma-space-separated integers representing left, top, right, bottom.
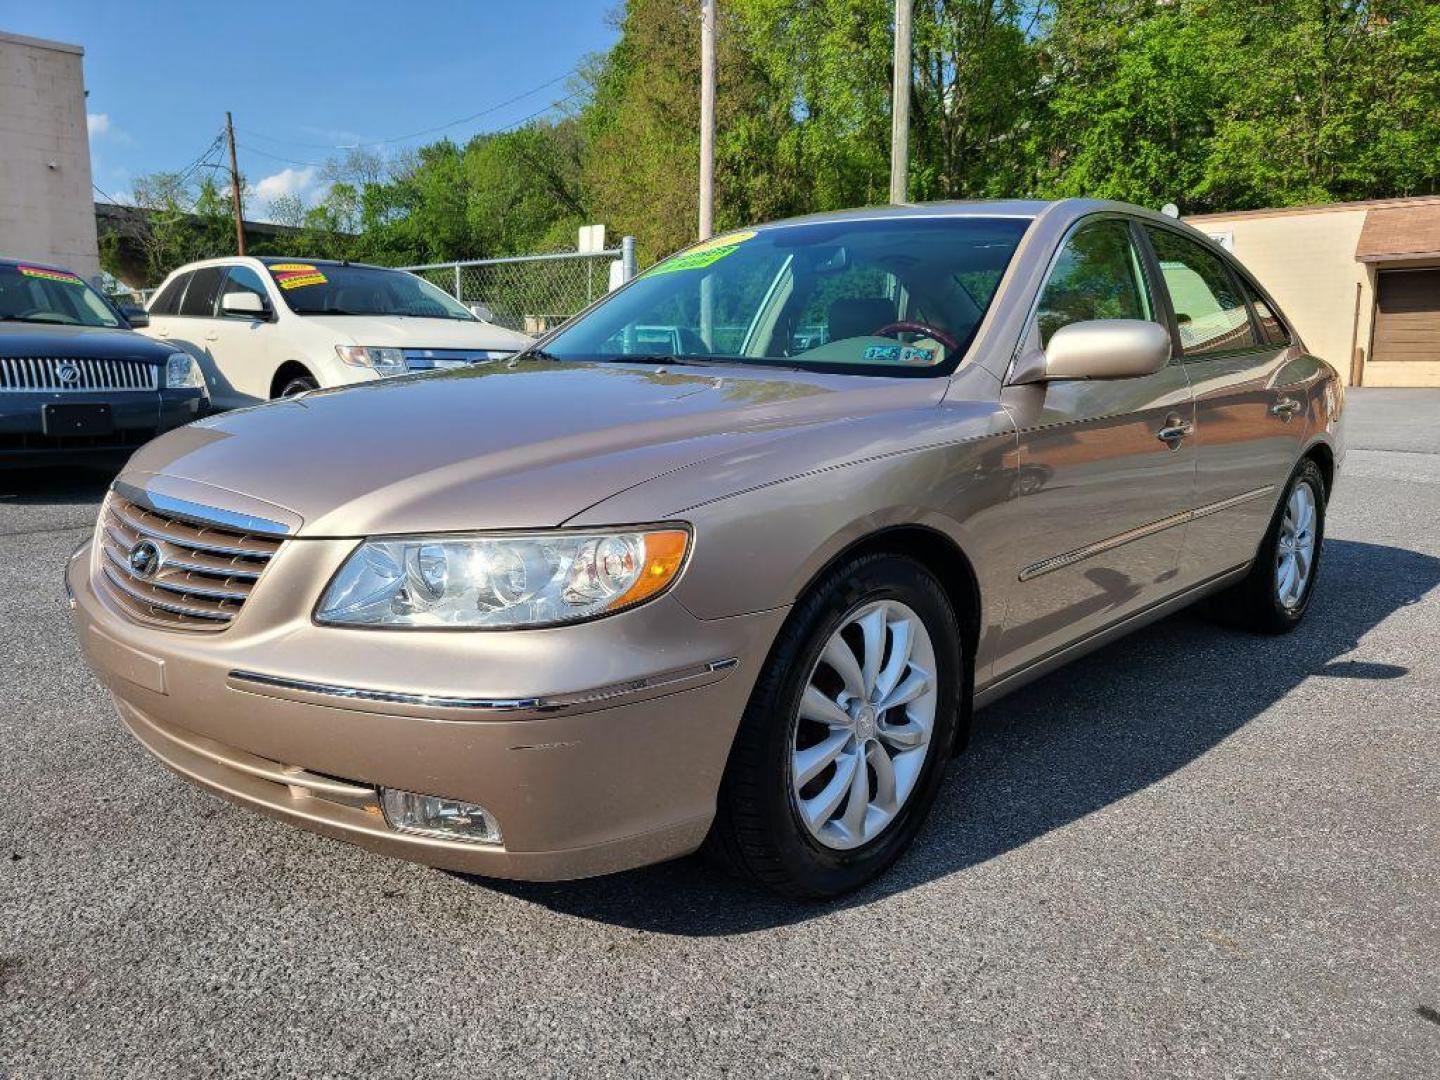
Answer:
18, 265, 84, 286
864, 344, 938, 365
646, 231, 757, 277
271, 263, 328, 289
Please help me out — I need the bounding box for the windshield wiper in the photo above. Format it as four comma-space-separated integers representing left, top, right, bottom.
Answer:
0, 313, 78, 325
639, 354, 804, 373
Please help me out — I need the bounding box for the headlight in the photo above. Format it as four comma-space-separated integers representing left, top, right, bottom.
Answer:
164, 352, 204, 389
315, 528, 691, 629
335, 345, 406, 372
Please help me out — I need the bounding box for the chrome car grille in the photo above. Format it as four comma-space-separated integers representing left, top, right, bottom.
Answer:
95, 493, 285, 632
402, 348, 512, 371
0, 356, 160, 392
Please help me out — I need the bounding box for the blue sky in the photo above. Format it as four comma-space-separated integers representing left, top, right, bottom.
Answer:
1, 1, 618, 211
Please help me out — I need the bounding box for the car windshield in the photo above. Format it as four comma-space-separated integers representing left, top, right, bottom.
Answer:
540, 216, 1030, 377
0, 263, 123, 328
265, 262, 478, 321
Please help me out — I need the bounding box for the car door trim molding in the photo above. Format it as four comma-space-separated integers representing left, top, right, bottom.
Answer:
1019, 485, 1275, 581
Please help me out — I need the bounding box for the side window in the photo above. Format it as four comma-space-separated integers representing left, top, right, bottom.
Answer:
148, 273, 189, 316
221, 265, 270, 310
1144, 228, 1259, 355
178, 266, 225, 317
1035, 219, 1154, 346
1238, 278, 1290, 345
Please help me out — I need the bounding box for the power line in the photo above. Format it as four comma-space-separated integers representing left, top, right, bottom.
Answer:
235, 87, 588, 173
237, 70, 578, 152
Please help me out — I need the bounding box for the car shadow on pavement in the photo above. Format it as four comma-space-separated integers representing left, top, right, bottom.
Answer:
482, 538, 1440, 934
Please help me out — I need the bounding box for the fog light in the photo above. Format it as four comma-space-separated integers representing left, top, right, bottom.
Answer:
380, 788, 502, 845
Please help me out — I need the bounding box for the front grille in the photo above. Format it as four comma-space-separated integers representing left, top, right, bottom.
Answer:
402, 348, 509, 370
95, 493, 284, 632
0, 356, 160, 392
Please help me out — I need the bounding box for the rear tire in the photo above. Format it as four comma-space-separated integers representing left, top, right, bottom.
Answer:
707, 552, 962, 899
1207, 457, 1327, 634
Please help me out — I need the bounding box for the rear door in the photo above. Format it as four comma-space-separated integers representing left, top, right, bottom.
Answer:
1139, 225, 1307, 588
994, 216, 1196, 678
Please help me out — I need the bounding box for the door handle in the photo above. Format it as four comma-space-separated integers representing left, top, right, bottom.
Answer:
1156, 416, 1193, 447
1270, 397, 1302, 419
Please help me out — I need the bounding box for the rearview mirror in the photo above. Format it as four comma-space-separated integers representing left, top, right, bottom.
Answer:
221, 291, 268, 318
120, 305, 149, 329
1012, 319, 1172, 383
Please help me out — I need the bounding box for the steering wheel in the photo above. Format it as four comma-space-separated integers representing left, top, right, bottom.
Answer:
872, 320, 961, 352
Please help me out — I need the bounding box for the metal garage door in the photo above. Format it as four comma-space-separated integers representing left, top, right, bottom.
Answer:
1373, 268, 1440, 363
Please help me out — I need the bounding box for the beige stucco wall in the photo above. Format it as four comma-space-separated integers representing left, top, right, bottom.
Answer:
0, 32, 100, 282
1186, 207, 1372, 385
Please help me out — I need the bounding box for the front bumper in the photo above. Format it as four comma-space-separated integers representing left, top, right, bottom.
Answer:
66, 536, 785, 881
1, 389, 206, 462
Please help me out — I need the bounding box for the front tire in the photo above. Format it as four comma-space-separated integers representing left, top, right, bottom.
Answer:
707, 553, 962, 899
1208, 457, 1327, 634
276, 374, 319, 398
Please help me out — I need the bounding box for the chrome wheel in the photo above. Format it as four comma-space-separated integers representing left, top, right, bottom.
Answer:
1275, 480, 1317, 609
789, 600, 938, 851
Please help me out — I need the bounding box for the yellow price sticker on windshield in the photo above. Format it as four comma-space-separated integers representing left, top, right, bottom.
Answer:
272, 264, 327, 289
646, 231, 756, 277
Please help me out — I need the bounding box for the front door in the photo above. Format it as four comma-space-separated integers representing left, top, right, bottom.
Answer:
1140, 225, 1308, 587
205, 264, 277, 407
994, 216, 1197, 679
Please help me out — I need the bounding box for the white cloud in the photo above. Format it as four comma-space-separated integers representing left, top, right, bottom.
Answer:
87, 112, 110, 137
252, 166, 319, 204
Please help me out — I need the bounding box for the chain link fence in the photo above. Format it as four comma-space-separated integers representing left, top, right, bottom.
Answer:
403, 238, 637, 335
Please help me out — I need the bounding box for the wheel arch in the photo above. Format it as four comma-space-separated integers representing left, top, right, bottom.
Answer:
1302, 438, 1335, 497
270, 360, 317, 398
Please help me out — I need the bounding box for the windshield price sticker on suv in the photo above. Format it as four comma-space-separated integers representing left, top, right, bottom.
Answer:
271, 263, 329, 289
18, 265, 85, 286
646, 231, 756, 277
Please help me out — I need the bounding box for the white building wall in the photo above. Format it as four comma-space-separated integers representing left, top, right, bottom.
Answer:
0, 31, 100, 282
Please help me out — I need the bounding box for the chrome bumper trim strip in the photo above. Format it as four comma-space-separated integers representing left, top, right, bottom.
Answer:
1019, 486, 1275, 582
227, 657, 741, 717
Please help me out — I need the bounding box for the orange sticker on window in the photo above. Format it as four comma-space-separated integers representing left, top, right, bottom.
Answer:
18, 264, 84, 286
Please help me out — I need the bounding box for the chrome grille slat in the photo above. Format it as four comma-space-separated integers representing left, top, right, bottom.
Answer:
101, 563, 235, 622
108, 501, 280, 560
0, 355, 160, 392
100, 541, 253, 601
95, 493, 284, 633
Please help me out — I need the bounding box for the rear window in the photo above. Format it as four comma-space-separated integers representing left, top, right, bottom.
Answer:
178, 267, 225, 317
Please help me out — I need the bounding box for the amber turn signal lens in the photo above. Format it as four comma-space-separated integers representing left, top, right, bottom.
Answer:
608, 529, 690, 612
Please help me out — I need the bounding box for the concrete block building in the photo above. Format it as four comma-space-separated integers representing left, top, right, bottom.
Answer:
0, 31, 100, 283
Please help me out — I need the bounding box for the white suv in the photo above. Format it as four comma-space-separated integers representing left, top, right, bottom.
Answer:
141, 257, 532, 408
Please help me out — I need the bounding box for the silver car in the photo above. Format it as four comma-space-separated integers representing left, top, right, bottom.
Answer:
68, 200, 1344, 898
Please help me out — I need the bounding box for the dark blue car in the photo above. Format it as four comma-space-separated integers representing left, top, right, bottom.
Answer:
0, 257, 208, 466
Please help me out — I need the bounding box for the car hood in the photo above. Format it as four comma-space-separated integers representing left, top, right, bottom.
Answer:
0, 322, 170, 361
299, 313, 532, 352
122, 359, 945, 536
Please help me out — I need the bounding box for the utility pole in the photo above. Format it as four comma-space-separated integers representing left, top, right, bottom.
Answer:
698, 0, 716, 241
225, 111, 246, 255
889, 0, 912, 205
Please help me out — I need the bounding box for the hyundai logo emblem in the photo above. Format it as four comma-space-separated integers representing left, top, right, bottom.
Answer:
127, 539, 161, 578
56, 362, 80, 386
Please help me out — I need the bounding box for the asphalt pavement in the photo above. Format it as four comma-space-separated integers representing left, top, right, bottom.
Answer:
2, 389, 1437, 1078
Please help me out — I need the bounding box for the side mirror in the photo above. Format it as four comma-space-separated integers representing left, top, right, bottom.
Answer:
1013, 319, 1172, 383
120, 305, 149, 329
221, 291, 268, 318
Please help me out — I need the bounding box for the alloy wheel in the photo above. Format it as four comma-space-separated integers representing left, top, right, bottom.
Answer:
789, 600, 938, 851
1275, 480, 1317, 609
